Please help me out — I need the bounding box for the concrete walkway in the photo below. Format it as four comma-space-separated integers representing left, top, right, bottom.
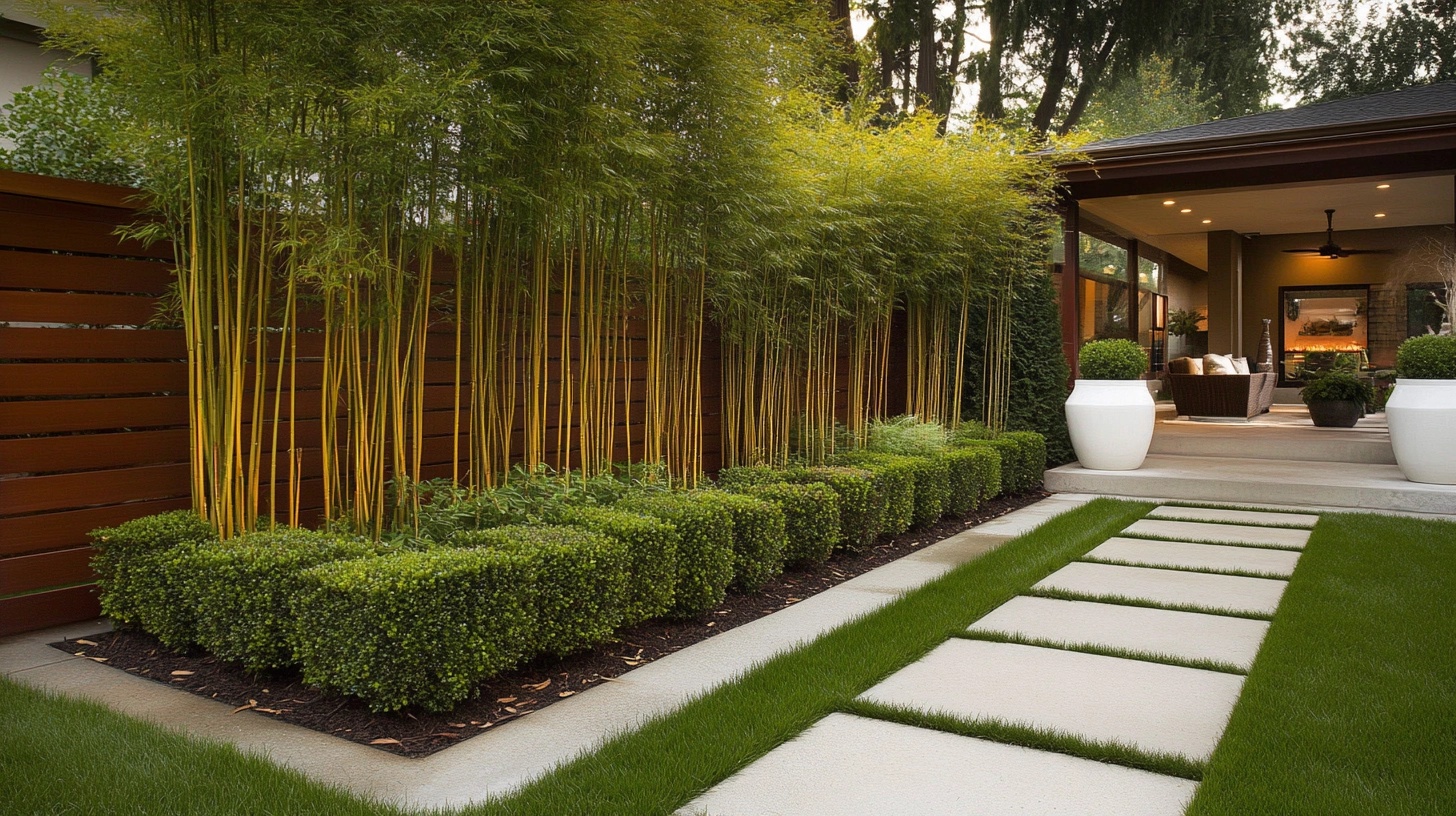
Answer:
0, 493, 1095, 811
682, 504, 1314, 816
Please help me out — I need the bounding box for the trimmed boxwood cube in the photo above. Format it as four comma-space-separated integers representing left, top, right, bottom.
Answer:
830, 452, 918, 535
453, 525, 628, 657
292, 547, 537, 712
906, 455, 951, 526
555, 506, 679, 625
689, 491, 788, 592
183, 528, 378, 671
617, 493, 735, 618
785, 466, 883, 549
746, 482, 838, 565
89, 510, 217, 648
715, 465, 788, 490
942, 447, 1002, 514
1000, 431, 1048, 491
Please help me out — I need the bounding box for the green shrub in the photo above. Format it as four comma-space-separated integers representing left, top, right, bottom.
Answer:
89, 511, 217, 648
865, 415, 948, 456
553, 506, 678, 625
292, 548, 536, 712
183, 529, 377, 671
617, 494, 735, 617
1396, 335, 1456, 379
784, 466, 882, 549
1301, 371, 1375, 404
689, 491, 787, 592
908, 455, 951, 526
829, 452, 917, 535
746, 482, 838, 565
1079, 338, 1148, 380
941, 447, 1001, 514
453, 525, 628, 657
715, 466, 788, 490
999, 431, 1048, 491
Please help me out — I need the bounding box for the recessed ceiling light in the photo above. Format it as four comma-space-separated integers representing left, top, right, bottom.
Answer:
1376, 183, 1391, 189
1202, 219, 1213, 224
1180, 208, 1192, 213
1163, 200, 1176, 206
1375, 212, 1387, 218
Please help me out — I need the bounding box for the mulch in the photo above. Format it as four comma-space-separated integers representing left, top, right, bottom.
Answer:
52, 490, 1048, 758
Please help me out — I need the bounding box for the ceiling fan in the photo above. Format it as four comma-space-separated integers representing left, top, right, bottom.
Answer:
1283, 209, 1391, 259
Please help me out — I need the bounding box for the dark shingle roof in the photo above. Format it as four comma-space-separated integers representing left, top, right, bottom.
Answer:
1079, 81, 1456, 155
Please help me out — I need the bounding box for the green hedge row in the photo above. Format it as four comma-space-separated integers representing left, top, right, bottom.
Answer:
617, 493, 735, 617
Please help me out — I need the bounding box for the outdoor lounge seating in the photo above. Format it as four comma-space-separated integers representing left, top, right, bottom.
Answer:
1167, 356, 1276, 420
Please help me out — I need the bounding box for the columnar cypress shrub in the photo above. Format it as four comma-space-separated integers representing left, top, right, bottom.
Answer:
183, 529, 377, 671
617, 494, 735, 617
829, 452, 918, 535
453, 525, 628, 657
555, 506, 679, 625
785, 466, 883, 549
292, 548, 537, 713
689, 491, 788, 592
746, 482, 839, 565
89, 511, 217, 648
941, 447, 1002, 514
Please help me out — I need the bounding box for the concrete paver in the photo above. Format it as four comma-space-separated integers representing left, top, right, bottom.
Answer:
857, 639, 1245, 761
968, 595, 1271, 670
679, 713, 1197, 816
1086, 537, 1301, 577
1147, 505, 1320, 528
1122, 518, 1311, 549
1034, 561, 1288, 616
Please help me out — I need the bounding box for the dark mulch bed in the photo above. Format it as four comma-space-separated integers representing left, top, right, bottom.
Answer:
54, 490, 1047, 758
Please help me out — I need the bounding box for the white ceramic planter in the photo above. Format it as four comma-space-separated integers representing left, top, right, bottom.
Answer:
1065, 379, 1157, 471
1385, 378, 1456, 485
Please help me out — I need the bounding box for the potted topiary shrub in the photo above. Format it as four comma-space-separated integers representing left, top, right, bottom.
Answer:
1065, 339, 1154, 470
1299, 370, 1373, 428
1385, 334, 1456, 484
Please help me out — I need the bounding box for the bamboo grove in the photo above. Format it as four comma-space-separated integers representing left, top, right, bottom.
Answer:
55, 0, 1060, 536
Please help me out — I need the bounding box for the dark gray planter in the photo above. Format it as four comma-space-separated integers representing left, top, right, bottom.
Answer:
1307, 399, 1363, 428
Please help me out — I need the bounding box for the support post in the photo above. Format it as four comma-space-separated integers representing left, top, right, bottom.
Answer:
1060, 198, 1081, 379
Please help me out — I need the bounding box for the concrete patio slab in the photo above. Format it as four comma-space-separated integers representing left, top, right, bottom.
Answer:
679, 713, 1197, 816
1147, 505, 1320, 528
1123, 518, 1311, 549
1086, 537, 1301, 577
0, 494, 1093, 811
1034, 561, 1288, 616
857, 639, 1244, 761
967, 596, 1271, 670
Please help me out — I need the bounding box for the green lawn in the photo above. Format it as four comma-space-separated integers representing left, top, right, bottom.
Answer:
3, 501, 1453, 816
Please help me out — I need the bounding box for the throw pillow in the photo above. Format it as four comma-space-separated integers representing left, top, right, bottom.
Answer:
1232, 357, 1251, 375
1203, 353, 1237, 375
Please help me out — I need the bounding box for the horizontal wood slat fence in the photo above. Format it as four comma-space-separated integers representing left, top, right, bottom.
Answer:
4, 169, 810, 636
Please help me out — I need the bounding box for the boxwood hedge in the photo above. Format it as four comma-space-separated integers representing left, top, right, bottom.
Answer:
830, 452, 919, 534
89, 511, 217, 648
785, 466, 883, 550
746, 482, 838, 565
617, 493, 735, 617
941, 446, 1002, 513
689, 491, 788, 592
555, 506, 678, 625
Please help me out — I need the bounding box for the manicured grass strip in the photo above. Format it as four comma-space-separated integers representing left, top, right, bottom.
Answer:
1188, 511, 1456, 816
840, 699, 1205, 781
1080, 555, 1292, 580
468, 498, 1155, 816
0, 679, 396, 816
953, 629, 1247, 675
1114, 532, 1306, 552
1025, 587, 1276, 621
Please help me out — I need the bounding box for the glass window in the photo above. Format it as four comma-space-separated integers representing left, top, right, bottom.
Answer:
1137, 257, 1161, 293
1279, 286, 1369, 383
1078, 235, 1127, 283
1079, 277, 1131, 344
1408, 283, 1449, 337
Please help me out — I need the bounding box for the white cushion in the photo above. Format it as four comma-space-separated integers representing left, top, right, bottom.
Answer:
1203, 353, 1237, 375
1232, 357, 1251, 375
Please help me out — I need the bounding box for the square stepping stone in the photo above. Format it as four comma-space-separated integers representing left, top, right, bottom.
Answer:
968, 596, 1271, 670
857, 640, 1244, 762
1123, 518, 1310, 550
1086, 537, 1301, 577
679, 713, 1196, 816
1148, 505, 1319, 528
1034, 561, 1287, 616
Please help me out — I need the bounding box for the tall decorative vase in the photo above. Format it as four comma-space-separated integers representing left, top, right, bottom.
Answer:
1257, 319, 1275, 373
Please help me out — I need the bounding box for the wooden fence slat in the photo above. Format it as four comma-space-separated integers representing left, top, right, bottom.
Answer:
0, 497, 193, 557
0, 429, 190, 475
0, 463, 192, 516
0, 251, 175, 295
0, 210, 171, 259
0, 362, 189, 397
0, 168, 140, 209
0, 547, 95, 596
0, 327, 184, 360
0, 584, 100, 638
0, 290, 162, 326
0, 396, 190, 434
